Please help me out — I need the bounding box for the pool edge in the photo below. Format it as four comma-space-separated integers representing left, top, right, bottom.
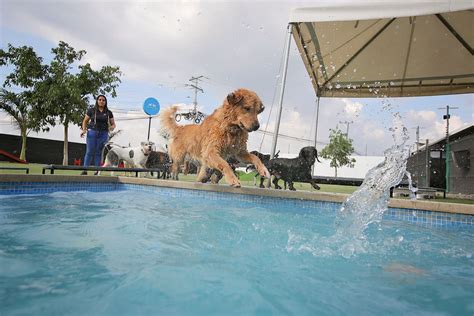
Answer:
1, 174, 473, 216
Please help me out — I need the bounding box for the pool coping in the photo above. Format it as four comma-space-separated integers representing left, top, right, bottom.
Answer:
1, 174, 473, 216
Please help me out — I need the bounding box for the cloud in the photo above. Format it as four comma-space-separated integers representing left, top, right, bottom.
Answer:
342, 98, 364, 118
406, 110, 437, 122
363, 124, 385, 141
2, 0, 472, 158
406, 109, 469, 142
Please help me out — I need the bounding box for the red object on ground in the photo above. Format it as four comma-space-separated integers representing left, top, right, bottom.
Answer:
0, 149, 27, 164
73, 158, 82, 166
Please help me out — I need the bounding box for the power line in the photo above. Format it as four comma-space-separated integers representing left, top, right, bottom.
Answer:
254, 129, 328, 145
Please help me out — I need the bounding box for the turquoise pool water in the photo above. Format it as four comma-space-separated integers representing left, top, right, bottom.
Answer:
1, 188, 473, 315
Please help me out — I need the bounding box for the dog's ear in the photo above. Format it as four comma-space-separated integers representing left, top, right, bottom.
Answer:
227, 91, 244, 106
314, 147, 321, 163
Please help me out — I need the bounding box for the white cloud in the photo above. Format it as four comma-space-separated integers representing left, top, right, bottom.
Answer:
342, 98, 364, 118
406, 109, 469, 142
406, 110, 437, 122
1, 0, 472, 158
363, 124, 385, 141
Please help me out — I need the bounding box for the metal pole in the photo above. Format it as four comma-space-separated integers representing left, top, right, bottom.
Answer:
445, 106, 450, 193
339, 120, 353, 138
312, 96, 320, 175
425, 139, 430, 187
193, 82, 198, 112
416, 126, 420, 151
270, 23, 293, 159
438, 105, 458, 193
147, 116, 152, 141
313, 96, 320, 149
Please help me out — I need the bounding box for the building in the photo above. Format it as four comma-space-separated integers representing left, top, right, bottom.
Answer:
407, 124, 474, 195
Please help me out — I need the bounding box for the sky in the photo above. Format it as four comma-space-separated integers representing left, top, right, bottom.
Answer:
1, 0, 473, 157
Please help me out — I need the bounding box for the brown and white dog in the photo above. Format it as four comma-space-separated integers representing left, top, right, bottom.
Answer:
100, 141, 155, 176
160, 88, 270, 187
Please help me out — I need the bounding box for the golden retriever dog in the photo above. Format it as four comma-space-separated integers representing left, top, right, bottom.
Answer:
160, 88, 270, 187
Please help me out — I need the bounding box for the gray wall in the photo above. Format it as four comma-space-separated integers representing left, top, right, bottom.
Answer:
407, 148, 445, 189
449, 133, 474, 195
407, 133, 473, 195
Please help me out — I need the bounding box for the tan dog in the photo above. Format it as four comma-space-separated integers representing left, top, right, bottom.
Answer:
160, 88, 270, 187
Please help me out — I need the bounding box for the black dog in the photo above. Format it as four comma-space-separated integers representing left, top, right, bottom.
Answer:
145, 151, 171, 179
267, 146, 321, 191
246, 150, 279, 188
205, 157, 240, 184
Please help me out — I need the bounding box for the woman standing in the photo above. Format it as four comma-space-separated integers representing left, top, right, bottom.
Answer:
80, 95, 116, 175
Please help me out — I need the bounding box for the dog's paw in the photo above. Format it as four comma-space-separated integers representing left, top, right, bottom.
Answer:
230, 179, 241, 188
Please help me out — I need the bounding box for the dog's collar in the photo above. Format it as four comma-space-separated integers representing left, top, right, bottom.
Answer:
142, 149, 150, 156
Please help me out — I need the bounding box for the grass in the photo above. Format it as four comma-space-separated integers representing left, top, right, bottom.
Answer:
1, 161, 472, 204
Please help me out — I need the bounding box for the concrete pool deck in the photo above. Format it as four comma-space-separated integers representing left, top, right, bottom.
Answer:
1, 174, 473, 216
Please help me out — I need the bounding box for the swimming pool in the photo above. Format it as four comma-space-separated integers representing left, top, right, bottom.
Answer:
1, 184, 473, 315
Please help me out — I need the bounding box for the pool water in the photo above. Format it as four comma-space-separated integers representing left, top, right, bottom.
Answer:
1, 189, 473, 315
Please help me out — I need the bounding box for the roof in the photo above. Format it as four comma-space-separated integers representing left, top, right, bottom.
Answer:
421, 123, 474, 150
289, 0, 474, 97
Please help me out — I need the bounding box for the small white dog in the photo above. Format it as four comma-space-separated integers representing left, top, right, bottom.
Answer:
101, 141, 155, 175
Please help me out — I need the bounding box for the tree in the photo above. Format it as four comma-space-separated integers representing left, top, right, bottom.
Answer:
320, 128, 356, 177
43, 41, 122, 165
0, 45, 54, 161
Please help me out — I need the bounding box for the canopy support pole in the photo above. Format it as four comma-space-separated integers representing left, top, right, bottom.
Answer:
270, 23, 293, 159
312, 96, 321, 175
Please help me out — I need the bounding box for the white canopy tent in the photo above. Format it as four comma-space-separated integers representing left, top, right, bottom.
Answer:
270, 0, 474, 158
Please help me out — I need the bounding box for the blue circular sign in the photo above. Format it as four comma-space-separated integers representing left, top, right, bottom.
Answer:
143, 97, 160, 116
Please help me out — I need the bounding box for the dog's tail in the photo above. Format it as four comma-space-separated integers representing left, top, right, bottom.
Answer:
159, 105, 179, 139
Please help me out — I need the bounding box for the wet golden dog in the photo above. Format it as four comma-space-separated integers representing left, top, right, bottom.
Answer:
160, 88, 270, 187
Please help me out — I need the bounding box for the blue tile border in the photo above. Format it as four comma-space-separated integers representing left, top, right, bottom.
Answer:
0, 182, 472, 229
383, 207, 474, 229
0, 181, 121, 195
121, 183, 341, 212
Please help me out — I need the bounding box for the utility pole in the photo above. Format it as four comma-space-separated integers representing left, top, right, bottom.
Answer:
186, 75, 204, 113
412, 126, 425, 152
339, 120, 353, 137
438, 105, 458, 193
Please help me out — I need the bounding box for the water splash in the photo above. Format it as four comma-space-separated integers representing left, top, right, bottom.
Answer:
333, 114, 410, 257
404, 170, 418, 200
285, 115, 413, 259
